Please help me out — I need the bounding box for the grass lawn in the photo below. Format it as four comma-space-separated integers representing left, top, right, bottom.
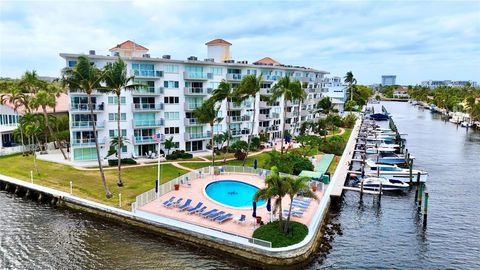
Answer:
253, 221, 308, 248
327, 155, 340, 175
0, 154, 187, 210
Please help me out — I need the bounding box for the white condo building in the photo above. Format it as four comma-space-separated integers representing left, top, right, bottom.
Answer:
61, 39, 344, 162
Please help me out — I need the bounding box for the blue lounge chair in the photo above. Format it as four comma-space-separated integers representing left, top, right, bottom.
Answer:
200, 209, 218, 218
165, 198, 183, 208
216, 213, 233, 223
178, 199, 192, 211
162, 196, 175, 207
290, 203, 308, 209
283, 210, 304, 217
293, 198, 310, 205
185, 202, 202, 213
191, 206, 207, 215
208, 211, 225, 220
234, 214, 246, 224
295, 197, 312, 203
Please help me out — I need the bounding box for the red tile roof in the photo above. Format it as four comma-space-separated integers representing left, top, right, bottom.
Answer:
110, 40, 148, 51
205, 39, 232, 46
2, 93, 69, 114
254, 57, 281, 65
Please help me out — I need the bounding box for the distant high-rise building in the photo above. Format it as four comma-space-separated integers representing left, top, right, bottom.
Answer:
381, 75, 396, 86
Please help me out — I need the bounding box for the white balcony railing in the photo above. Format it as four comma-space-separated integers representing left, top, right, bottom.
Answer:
132, 119, 164, 128
132, 103, 164, 111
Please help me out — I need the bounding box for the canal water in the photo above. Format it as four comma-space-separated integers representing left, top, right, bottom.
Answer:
0, 101, 479, 269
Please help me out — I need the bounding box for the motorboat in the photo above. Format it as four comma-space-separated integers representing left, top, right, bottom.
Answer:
369, 113, 389, 121
460, 121, 474, 128
365, 147, 397, 154
364, 159, 428, 183
357, 177, 409, 191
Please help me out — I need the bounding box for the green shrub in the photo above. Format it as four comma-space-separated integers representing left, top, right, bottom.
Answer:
234, 150, 247, 160
230, 140, 248, 152
345, 100, 357, 111
108, 158, 137, 166
265, 152, 314, 175
166, 150, 193, 160
341, 113, 357, 128
250, 136, 261, 150
253, 221, 308, 248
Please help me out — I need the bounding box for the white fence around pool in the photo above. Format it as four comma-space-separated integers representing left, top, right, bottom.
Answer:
132, 165, 324, 212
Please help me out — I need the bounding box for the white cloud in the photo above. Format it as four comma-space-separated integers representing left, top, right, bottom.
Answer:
0, 0, 479, 84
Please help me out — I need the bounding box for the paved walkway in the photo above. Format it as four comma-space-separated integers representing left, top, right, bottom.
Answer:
40, 128, 347, 172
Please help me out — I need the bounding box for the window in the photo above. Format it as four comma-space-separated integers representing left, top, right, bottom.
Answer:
121, 145, 128, 153
214, 124, 222, 133
164, 112, 180, 120
107, 96, 126, 105
164, 64, 179, 73
164, 96, 179, 104
165, 127, 180, 134
164, 81, 179, 88
247, 69, 257, 75
108, 113, 126, 121
109, 129, 127, 138
209, 82, 219, 90
68, 60, 77, 67
210, 67, 222, 75
132, 63, 155, 76
73, 148, 97, 161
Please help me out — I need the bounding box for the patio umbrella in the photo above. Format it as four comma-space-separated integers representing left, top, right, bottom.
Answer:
252, 201, 257, 218
254, 159, 258, 169
266, 198, 272, 222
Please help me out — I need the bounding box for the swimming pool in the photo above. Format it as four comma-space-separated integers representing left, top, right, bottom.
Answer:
204, 180, 267, 209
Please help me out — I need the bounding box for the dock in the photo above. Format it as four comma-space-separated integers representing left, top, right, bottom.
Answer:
342, 186, 381, 195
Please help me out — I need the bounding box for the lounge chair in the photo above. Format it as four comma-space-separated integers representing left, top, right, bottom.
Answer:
293, 198, 310, 205
162, 196, 175, 207
216, 213, 233, 223
295, 197, 312, 203
165, 198, 183, 208
178, 199, 192, 211
186, 202, 202, 213
283, 210, 304, 217
233, 214, 246, 224
208, 211, 226, 220
200, 209, 218, 218
289, 203, 308, 209
190, 206, 207, 215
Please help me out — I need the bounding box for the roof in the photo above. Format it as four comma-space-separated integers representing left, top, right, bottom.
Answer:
2, 93, 69, 114
299, 170, 323, 179
205, 39, 232, 46
110, 40, 148, 51
254, 57, 281, 65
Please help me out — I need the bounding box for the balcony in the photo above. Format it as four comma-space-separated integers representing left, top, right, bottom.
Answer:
69, 89, 103, 96
132, 135, 156, 145
230, 115, 251, 122
285, 123, 291, 130
183, 72, 213, 80
71, 137, 106, 147
226, 74, 243, 81
259, 101, 269, 108
260, 88, 272, 95
132, 119, 164, 128
71, 120, 105, 130
230, 129, 251, 137
184, 103, 202, 111
132, 87, 164, 96
184, 118, 203, 126
184, 87, 212, 95
132, 103, 164, 112
184, 132, 211, 141
263, 75, 280, 82
132, 70, 163, 78
70, 103, 104, 113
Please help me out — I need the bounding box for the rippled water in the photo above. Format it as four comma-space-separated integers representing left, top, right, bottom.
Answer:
317, 102, 480, 269
1, 101, 479, 269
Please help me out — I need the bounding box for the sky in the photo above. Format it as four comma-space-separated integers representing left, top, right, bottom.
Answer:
0, 0, 479, 85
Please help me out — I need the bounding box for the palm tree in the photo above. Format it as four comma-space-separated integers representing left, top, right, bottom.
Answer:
30, 86, 68, 159
344, 71, 357, 101
236, 74, 263, 166
62, 56, 112, 198
283, 176, 317, 233
316, 97, 336, 115
193, 98, 222, 165
163, 136, 175, 155
270, 76, 305, 155
19, 113, 43, 174
103, 58, 143, 187
18, 71, 42, 94
211, 80, 235, 162
254, 166, 289, 230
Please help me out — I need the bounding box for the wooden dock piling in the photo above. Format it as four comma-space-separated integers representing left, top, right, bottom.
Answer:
423, 192, 429, 227
417, 184, 423, 211
360, 181, 364, 200
415, 172, 421, 200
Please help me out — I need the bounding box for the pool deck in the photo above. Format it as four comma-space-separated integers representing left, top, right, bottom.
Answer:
138, 172, 323, 238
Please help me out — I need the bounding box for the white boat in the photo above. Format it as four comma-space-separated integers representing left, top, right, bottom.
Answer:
366, 147, 397, 154
460, 121, 473, 128
357, 177, 409, 191
364, 159, 428, 183
366, 142, 400, 148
